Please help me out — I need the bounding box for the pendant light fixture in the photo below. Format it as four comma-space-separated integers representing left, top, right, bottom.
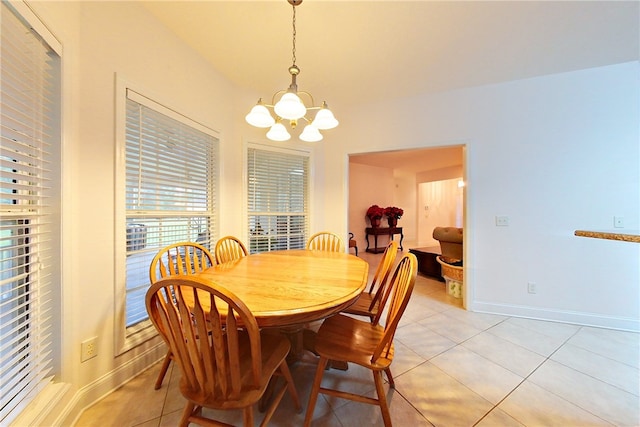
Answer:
245, 0, 338, 142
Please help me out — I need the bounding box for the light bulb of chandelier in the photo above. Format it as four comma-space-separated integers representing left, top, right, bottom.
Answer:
299, 124, 323, 142
274, 92, 307, 120
245, 100, 275, 128
266, 122, 291, 141
312, 102, 339, 130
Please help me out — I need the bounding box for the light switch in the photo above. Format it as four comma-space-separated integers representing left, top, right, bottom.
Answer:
495, 216, 509, 226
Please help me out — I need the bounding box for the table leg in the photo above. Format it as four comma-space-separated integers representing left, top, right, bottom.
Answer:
280, 325, 305, 364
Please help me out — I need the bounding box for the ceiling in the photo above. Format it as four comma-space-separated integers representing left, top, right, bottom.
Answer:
142, 0, 639, 109
350, 145, 463, 174
141, 1, 638, 173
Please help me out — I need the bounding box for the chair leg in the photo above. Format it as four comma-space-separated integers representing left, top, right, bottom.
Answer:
279, 361, 302, 411
260, 378, 288, 427
154, 350, 173, 390
304, 356, 329, 426
374, 370, 392, 427
179, 402, 196, 427
384, 367, 395, 388
243, 405, 254, 427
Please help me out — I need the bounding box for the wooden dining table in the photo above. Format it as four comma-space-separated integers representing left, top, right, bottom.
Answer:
194, 249, 369, 361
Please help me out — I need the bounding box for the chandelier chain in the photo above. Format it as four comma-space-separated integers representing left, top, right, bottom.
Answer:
245, 0, 338, 141
291, 3, 296, 65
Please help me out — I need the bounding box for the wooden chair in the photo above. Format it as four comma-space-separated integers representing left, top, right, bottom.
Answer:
306, 231, 344, 252
303, 253, 417, 427
348, 232, 358, 256
148, 242, 215, 389
342, 240, 398, 322
146, 276, 301, 427
215, 235, 249, 264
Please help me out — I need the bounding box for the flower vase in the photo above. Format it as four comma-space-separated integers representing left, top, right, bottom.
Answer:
370, 217, 381, 228
387, 217, 398, 227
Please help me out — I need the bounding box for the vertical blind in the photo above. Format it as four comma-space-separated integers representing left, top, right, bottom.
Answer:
247, 146, 309, 253
125, 91, 218, 327
0, 1, 61, 423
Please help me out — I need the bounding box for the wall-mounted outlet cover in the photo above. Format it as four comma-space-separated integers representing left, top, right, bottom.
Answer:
81, 337, 98, 362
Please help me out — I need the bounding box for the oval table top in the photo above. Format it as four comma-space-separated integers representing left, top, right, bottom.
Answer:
196, 249, 369, 327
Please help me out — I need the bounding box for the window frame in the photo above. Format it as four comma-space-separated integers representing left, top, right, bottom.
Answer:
114, 76, 219, 355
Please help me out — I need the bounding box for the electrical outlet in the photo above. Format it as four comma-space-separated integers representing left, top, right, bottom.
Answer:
527, 282, 537, 294
81, 337, 98, 362
614, 216, 624, 228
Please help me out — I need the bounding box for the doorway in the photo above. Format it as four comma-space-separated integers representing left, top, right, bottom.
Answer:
347, 144, 467, 306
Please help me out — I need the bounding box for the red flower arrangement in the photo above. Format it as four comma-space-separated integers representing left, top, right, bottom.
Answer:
384, 206, 404, 219
366, 204, 385, 219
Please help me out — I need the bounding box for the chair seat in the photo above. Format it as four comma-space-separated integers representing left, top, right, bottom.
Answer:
343, 293, 377, 318
315, 314, 393, 370
180, 331, 291, 410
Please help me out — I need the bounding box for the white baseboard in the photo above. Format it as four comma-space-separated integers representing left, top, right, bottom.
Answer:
472, 301, 640, 332
50, 343, 165, 426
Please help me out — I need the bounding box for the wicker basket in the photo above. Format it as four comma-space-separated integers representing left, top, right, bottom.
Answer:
436, 256, 464, 298
436, 256, 463, 281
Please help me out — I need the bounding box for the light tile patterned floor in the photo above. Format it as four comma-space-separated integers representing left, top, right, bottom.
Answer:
75, 250, 639, 426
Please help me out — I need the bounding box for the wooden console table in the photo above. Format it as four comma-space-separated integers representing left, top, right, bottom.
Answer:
365, 227, 404, 253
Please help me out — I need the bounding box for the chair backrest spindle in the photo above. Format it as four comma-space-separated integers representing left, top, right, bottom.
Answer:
146, 276, 263, 400
215, 236, 249, 264
371, 253, 417, 361
150, 242, 215, 284
306, 231, 345, 252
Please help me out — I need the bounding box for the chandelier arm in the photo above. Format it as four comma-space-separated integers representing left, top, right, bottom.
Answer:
269, 89, 288, 106
295, 90, 316, 107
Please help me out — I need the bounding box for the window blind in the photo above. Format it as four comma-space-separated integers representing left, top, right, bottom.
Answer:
247, 146, 309, 253
0, 1, 61, 423
124, 91, 218, 327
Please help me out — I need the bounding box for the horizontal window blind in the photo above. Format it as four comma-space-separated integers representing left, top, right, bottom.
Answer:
247, 146, 309, 253
0, 1, 61, 424
125, 92, 218, 327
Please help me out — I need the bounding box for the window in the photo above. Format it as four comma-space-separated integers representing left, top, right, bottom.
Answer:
116, 87, 218, 352
247, 144, 309, 253
0, 1, 61, 423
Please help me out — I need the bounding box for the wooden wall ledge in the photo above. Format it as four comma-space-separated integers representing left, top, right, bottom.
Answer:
574, 230, 640, 243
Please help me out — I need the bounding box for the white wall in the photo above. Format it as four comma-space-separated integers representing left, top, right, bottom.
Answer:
21, 1, 640, 424
348, 163, 395, 249
331, 61, 640, 332
28, 1, 248, 424
418, 178, 464, 247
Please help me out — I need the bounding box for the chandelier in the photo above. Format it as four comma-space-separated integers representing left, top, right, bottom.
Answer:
245, 0, 338, 142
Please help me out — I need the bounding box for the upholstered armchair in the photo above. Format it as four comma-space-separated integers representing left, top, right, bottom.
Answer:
432, 226, 463, 261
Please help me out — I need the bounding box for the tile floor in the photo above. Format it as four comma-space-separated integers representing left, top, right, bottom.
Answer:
75, 250, 639, 426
